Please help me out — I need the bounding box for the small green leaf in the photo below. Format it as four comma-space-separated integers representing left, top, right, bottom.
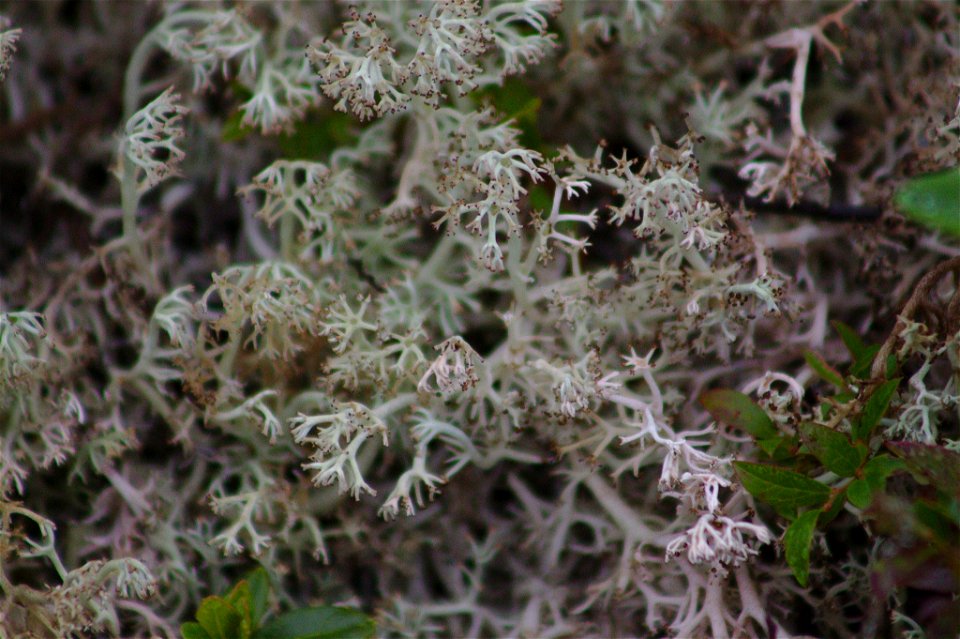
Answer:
853, 378, 900, 441
196, 597, 244, 639
733, 462, 831, 517
894, 168, 960, 237
818, 403, 830, 421
887, 442, 960, 493
849, 344, 881, 379
252, 606, 375, 639
181, 623, 214, 639
221, 83, 255, 143
700, 390, 778, 439
784, 509, 821, 587
763, 436, 800, 462
277, 111, 357, 160
885, 354, 898, 380
475, 77, 548, 153
862, 454, 906, 488
834, 391, 856, 404
831, 320, 868, 361
948, 497, 960, 526
912, 499, 959, 544
798, 423, 864, 477
819, 488, 847, 525
222, 110, 255, 143
803, 351, 847, 389
847, 456, 905, 508
528, 185, 552, 213
225, 581, 250, 608
846, 478, 872, 509
225, 581, 254, 638
246, 568, 271, 627
757, 435, 786, 457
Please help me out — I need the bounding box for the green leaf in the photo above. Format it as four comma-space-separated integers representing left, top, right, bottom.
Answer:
834, 391, 856, 404
831, 320, 868, 361
528, 185, 552, 214
761, 435, 799, 462
798, 423, 864, 477
853, 378, 900, 441
894, 168, 960, 237
849, 344, 881, 379
913, 499, 960, 544
862, 454, 906, 488
733, 461, 831, 517
784, 509, 821, 587
252, 606, 375, 639
277, 111, 357, 160
846, 478, 872, 509
225, 581, 250, 608
225, 581, 254, 638
847, 456, 905, 508
476, 77, 547, 153
196, 597, 244, 639
181, 623, 214, 639
885, 354, 898, 380
222, 109, 255, 143
700, 390, 778, 439
803, 351, 847, 389
819, 488, 847, 525
887, 442, 960, 494
948, 497, 960, 526
221, 83, 256, 143
757, 435, 786, 457
246, 568, 271, 627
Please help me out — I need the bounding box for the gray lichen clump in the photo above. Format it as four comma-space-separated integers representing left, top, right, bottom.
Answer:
0, 2, 957, 637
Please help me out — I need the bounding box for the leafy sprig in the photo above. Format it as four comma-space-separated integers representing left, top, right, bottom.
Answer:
181, 567, 375, 639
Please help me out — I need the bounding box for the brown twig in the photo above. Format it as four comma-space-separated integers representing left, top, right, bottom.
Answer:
870, 256, 960, 380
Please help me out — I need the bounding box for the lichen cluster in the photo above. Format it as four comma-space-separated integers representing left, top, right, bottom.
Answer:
0, 2, 957, 637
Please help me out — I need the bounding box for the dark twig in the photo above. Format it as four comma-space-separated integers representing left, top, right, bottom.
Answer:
734, 194, 882, 222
